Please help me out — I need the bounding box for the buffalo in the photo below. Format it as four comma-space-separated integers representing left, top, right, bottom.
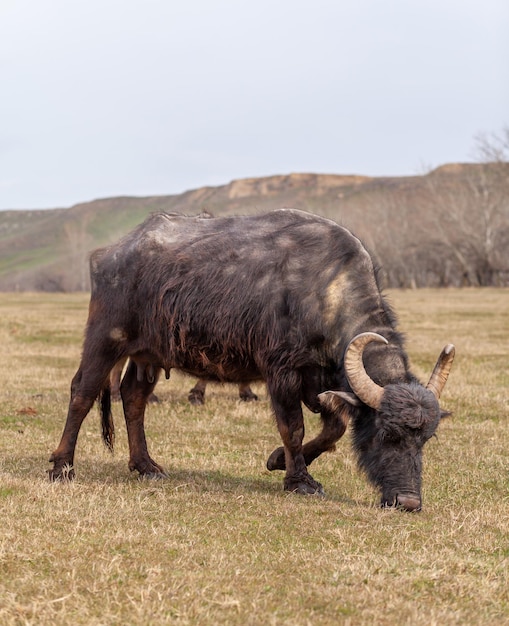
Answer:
49, 209, 454, 510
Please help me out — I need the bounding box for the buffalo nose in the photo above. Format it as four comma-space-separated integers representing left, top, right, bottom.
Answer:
396, 494, 421, 512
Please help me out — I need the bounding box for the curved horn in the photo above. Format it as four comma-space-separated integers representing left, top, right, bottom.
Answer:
426, 344, 455, 399
344, 332, 388, 410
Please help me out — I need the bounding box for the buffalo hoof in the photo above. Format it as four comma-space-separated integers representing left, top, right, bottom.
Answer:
284, 474, 325, 497
188, 392, 205, 406
129, 457, 167, 478
239, 391, 258, 402
266, 446, 285, 471
48, 463, 75, 482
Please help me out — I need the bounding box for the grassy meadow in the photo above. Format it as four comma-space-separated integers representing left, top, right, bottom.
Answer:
0, 289, 508, 625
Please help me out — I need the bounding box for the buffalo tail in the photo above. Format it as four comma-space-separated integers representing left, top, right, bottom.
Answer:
100, 386, 115, 452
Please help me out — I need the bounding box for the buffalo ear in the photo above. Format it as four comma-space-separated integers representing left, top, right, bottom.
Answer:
318, 390, 362, 410
440, 409, 452, 420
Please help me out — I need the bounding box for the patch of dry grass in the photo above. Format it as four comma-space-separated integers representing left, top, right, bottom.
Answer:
0, 289, 508, 625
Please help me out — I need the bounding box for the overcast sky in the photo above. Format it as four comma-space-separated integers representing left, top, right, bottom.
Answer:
1, 0, 508, 210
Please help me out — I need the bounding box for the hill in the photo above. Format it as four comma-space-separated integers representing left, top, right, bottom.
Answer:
0, 163, 508, 290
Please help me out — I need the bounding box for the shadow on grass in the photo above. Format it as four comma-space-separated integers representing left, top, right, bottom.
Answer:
2, 454, 358, 506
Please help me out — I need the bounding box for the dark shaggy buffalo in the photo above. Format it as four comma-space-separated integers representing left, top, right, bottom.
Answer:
49, 209, 455, 510
109, 357, 258, 405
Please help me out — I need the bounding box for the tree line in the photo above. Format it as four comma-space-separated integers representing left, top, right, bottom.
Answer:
364, 129, 509, 288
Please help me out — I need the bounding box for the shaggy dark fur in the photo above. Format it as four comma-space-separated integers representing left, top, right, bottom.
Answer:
49, 209, 450, 510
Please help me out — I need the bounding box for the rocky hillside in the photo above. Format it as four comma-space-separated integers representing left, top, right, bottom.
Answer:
1, 163, 507, 290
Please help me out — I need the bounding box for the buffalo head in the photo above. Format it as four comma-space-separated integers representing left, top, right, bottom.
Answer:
320, 333, 455, 511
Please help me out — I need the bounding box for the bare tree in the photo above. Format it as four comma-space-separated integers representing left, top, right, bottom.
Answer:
472, 127, 509, 163
417, 129, 509, 286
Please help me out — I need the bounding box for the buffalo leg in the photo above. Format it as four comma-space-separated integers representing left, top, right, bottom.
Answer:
120, 360, 166, 477
238, 383, 258, 402
188, 379, 207, 405
49, 358, 114, 480
268, 379, 324, 496
267, 403, 350, 471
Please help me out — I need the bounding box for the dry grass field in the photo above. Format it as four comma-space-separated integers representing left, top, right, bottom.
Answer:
0, 289, 507, 625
